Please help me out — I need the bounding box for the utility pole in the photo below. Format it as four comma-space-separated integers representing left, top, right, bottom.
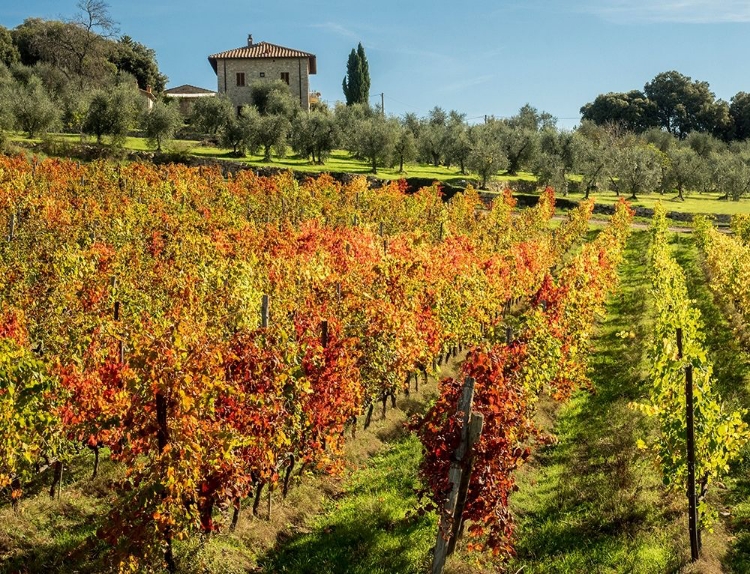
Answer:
381, 92, 385, 116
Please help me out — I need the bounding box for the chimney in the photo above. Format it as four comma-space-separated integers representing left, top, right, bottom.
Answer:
248, 34, 253, 46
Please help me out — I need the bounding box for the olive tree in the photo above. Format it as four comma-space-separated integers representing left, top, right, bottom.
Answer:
393, 123, 417, 173
83, 82, 141, 145
291, 108, 338, 164
572, 122, 613, 199
715, 146, 750, 201
663, 146, 707, 200
11, 75, 58, 137
351, 114, 399, 174
190, 95, 234, 136
534, 128, 577, 195
142, 99, 182, 151
611, 141, 663, 200
467, 122, 508, 189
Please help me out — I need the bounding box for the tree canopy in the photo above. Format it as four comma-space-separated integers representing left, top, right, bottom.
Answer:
581, 70, 740, 141
7, 2, 166, 92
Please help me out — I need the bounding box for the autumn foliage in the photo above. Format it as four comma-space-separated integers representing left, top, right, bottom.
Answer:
0, 155, 601, 569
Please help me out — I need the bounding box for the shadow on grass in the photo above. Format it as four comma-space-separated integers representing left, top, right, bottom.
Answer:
671, 234, 750, 573
257, 433, 436, 574
0, 502, 109, 574
508, 230, 684, 573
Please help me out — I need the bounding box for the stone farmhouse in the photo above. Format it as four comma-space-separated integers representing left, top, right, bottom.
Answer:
208, 35, 317, 112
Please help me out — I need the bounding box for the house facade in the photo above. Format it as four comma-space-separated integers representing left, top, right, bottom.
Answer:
208, 36, 317, 112
138, 85, 157, 110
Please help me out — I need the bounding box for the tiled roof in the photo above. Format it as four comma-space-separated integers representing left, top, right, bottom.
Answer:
164, 84, 216, 95
208, 42, 317, 75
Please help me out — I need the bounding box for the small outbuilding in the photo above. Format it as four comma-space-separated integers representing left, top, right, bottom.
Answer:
164, 84, 218, 115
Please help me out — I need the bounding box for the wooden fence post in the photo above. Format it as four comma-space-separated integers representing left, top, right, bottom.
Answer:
677, 327, 700, 561
7, 212, 16, 241
261, 295, 269, 328
432, 377, 483, 574
447, 412, 484, 555
112, 277, 124, 364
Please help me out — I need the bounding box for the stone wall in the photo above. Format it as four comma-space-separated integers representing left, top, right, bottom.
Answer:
216, 58, 310, 110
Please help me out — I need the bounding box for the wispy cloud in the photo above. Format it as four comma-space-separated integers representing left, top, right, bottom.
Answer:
309, 22, 359, 40
585, 0, 750, 23
439, 74, 493, 93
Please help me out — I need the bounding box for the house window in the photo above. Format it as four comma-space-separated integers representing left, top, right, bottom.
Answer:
259, 72, 265, 78
280, 72, 290, 85
236, 72, 246, 87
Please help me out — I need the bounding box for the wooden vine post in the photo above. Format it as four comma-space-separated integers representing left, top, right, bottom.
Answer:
677, 327, 700, 561
7, 212, 16, 241
432, 377, 484, 574
260, 294, 274, 519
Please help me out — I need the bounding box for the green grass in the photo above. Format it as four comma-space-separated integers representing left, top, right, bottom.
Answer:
671, 233, 750, 573
0, 453, 120, 573
8, 132, 750, 216
258, 433, 437, 574
585, 191, 750, 216
507, 230, 686, 573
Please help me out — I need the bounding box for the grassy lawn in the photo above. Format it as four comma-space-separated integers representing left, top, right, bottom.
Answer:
8, 132, 535, 187
585, 191, 750, 216
8, 132, 750, 216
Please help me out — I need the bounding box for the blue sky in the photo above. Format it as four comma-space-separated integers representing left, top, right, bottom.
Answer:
3, 0, 750, 128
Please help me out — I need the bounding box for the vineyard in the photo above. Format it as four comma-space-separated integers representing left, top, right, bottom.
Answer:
0, 155, 749, 573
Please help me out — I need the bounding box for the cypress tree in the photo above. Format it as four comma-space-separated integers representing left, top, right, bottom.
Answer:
342, 43, 370, 105
356, 43, 370, 103
342, 49, 360, 106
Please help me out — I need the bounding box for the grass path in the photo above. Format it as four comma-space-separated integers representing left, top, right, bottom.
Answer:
672, 234, 750, 573
507, 230, 686, 573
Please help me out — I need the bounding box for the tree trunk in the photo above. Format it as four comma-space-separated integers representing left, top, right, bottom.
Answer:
253, 482, 265, 516
91, 444, 100, 479
283, 455, 296, 498
372, 156, 377, 174
364, 403, 374, 429
199, 499, 214, 533
230, 497, 241, 531
11, 478, 21, 513
164, 539, 176, 573
49, 461, 63, 498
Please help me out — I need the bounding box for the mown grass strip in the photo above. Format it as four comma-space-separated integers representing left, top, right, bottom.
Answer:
507, 230, 685, 573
